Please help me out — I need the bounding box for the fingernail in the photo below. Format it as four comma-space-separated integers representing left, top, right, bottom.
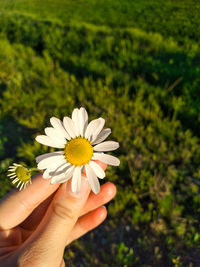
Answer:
99, 206, 107, 219
65, 177, 89, 198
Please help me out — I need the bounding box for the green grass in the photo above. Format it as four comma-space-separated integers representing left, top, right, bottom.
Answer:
0, 0, 200, 45
0, 1, 200, 266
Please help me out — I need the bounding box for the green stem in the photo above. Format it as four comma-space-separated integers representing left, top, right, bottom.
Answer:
30, 168, 40, 172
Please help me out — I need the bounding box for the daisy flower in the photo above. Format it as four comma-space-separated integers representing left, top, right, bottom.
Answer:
35, 107, 120, 194
7, 163, 32, 190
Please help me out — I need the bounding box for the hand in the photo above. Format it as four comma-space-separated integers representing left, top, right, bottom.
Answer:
0, 161, 116, 267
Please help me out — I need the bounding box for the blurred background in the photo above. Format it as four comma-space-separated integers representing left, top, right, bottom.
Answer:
0, 0, 200, 266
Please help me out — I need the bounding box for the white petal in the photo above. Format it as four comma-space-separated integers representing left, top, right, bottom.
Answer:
90, 118, 105, 142
43, 162, 70, 179
72, 166, 82, 194
63, 165, 76, 179
50, 165, 75, 184
92, 153, 120, 166
82, 107, 88, 135
8, 174, 16, 178
85, 118, 101, 141
85, 164, 100, 194
36, 151, 64, 163
50, 173, 66, 182
8, 176, 16, 179
50, 175, 67, 184
19, 183, 24, 191
63, 117, 76, 138
35, 135, 65, 148
92, 128, 111, 145
44, 127, 66, 144
94, 141, 119, 152
51, 162, 71, 176
43, 168, 53, 179
17, 181, 22, 188
8, 172, 16, 176
89, 161, 105, 179
12, 178, 19, 184
72, 108, 80, 136
38, 156, 66, 169
50, 117, 71, 140
79, 107, 88, 136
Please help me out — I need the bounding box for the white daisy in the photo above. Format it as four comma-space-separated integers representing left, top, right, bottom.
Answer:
35, 107, 120, 194
7, 163, 32, 190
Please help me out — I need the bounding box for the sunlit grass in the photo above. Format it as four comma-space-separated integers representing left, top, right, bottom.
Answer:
0, 0, 199, 46
0, 1, 200, 265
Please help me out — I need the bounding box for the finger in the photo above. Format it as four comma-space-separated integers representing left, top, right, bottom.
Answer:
60, 259, 65, 267
0, 173, 59, 230
66, 206, 107, 245
20, 182, 115, 236
20, 161, 107, 230
80, 182, 116, 216
17, 177, 91, 267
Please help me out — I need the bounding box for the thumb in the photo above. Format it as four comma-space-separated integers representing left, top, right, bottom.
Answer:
16, 177, 90, 267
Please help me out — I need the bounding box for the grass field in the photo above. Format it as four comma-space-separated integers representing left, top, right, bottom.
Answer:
0, 1, 200, 266
0, 0, 200, 44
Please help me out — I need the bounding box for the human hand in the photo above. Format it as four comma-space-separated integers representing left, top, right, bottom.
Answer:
0, 161, 116, 267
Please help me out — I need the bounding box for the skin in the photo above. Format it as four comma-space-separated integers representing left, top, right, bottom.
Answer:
0, 161, 116, 267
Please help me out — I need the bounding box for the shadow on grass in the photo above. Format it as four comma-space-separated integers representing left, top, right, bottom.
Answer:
0, 114, 35, 160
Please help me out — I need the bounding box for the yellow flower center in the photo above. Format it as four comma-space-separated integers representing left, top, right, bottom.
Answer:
64, 137, 93, 166
16, 166, 31, 182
